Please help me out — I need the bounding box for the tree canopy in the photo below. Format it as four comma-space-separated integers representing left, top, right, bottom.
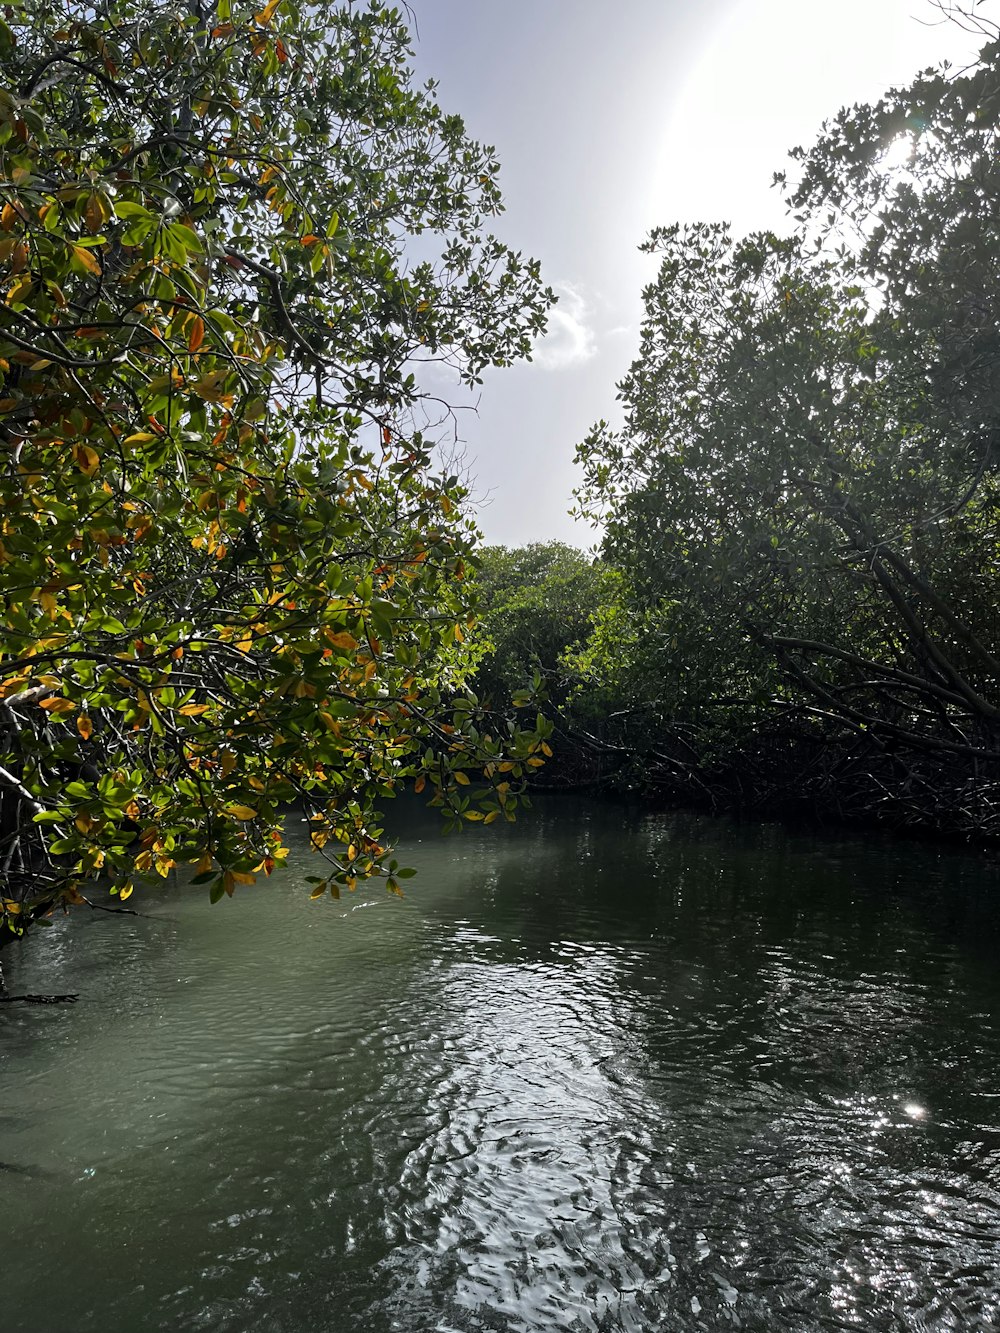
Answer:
572, 18, 1000, 832
470, 543, 617, 708
0, 0, 554, 942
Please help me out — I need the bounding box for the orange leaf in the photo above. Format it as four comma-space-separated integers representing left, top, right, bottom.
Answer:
188, 316, 205, 353
77, 713, 93, 740
71, 245, 102, 277
326, 631, 358, 651
83, 192, 110, 233
0, 675, 29, 700
39, 697, 76, 715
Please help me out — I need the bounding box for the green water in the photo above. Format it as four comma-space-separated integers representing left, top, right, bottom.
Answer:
2, 798, 1000, 1331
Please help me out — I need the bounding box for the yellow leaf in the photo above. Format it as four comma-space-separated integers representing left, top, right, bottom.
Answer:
310, 883, 327, 900
5, 275, 32, 306
73, 443, 100, 476
318, 711, 338, 732
179, 703, 210, 716
77, 713, 93, 740
72, 245, 103, 277
541, 742, 553, 757
120, 884, 134, 901
484, 810, 500, 825
454, 771, 470, 786
255, 0, 282, 24
225, 804, 257, 821
326, 631, 358, 651
195, 852, 214, 876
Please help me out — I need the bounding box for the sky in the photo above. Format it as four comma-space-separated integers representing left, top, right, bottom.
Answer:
407, 0, 982, 550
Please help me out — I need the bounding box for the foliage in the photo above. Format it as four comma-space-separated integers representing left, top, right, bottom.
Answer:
470, 543, 616, 708
0, 0, 554, 939
574, 19, 1000, 830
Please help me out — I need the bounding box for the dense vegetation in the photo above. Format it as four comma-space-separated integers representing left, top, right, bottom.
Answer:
0, 0, 554, 949
6, 2, 1000, 961
480, 25, 1000, 838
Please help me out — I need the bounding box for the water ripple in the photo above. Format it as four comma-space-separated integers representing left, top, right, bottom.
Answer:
3, 800, 1000, 1332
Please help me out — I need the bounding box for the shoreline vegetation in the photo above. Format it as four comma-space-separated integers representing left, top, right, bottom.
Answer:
5, 1, 1000, 961
471, 17, 1000, 854
0, 0, 553, 952
471, 540, 1000, 849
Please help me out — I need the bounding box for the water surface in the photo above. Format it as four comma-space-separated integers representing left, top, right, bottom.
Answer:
3, 799, 1000, 1331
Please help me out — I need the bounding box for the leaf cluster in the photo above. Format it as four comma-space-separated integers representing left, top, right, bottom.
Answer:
0, 0, 554, 935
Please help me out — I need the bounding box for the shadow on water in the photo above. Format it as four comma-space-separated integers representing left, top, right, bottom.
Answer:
2, 797, 1000, 1331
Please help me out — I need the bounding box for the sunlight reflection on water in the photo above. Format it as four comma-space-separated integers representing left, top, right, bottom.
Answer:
3, 798, 1000, 1332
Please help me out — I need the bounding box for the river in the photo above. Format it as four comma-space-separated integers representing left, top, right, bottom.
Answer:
2, 797, 1000, 1332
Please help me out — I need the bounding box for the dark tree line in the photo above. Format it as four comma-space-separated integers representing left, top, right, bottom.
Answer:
480, 14, 1000, 839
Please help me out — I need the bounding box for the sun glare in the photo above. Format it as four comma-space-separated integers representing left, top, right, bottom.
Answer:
880, 133, 915, 171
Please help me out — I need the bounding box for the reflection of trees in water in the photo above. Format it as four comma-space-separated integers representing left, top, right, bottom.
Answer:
5, 799, 1000, 1331
590, 810, 1000, 1330
361, 805, 999, 1329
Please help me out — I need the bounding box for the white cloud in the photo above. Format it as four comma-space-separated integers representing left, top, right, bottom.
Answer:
532, 282, 596, 370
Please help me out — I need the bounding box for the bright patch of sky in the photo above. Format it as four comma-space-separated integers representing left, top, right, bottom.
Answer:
408, 0, 981, 549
